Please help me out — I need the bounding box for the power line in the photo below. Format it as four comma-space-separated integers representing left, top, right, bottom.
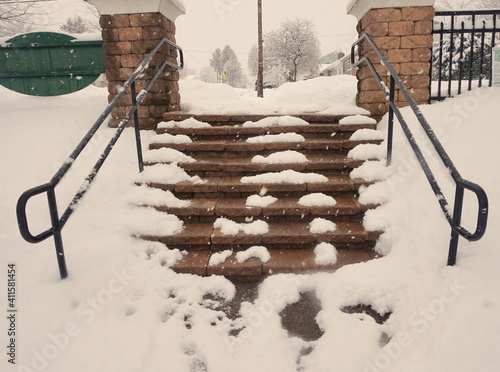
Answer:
317, 33, 357, 38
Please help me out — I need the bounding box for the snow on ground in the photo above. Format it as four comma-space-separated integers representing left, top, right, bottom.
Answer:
180, 75, 370, 115
1, 78, 500, 372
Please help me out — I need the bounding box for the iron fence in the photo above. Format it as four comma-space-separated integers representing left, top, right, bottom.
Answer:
431, 9, 500, 101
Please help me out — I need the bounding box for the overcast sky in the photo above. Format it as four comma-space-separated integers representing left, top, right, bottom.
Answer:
175, 0, 359, 72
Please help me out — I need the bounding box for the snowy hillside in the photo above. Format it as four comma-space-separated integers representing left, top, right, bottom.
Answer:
0, 76, 499, 372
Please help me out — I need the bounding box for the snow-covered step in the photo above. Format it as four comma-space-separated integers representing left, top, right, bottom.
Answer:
140, 175, 371, 197
156, 124, 377, 140
169, 248, 379, 277
146, 196, 364, 222
144, 155, 363, 176
139, 221, 377, 251
149, 138, 348, 152
162, 112, 377, 126
133, 113, 383, 277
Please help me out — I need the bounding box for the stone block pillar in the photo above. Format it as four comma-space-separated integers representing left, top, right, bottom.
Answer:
86, 0, 185, 129
348, 0, 435, 120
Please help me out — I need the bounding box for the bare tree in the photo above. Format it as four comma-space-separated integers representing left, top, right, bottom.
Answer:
264, 18, 320, 83
0, 0, 49, 37
479, 0, 500, 8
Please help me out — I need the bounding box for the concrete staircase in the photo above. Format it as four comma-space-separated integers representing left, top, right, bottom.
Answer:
135, 113, 382, 279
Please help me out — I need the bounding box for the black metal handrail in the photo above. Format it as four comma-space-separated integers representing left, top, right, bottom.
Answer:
351, 34, 488, 266
431, 9, 500, 101
16, 38, 184, 280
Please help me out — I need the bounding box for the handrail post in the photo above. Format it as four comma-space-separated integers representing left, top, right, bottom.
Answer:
386, 76, 395, 166
130, 81, 144, 173
46, 187, 68, 279
448, 184, 465, 266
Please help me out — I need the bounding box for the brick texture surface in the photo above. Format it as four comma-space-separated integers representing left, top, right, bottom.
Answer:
102, 13, 181, 130
356, 6, 434, 118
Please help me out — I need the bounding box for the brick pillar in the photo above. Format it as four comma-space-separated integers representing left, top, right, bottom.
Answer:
100, 13, 180, 130
348, 1, 435, 120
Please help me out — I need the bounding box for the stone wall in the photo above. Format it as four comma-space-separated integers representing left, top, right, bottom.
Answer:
100, 13, 181, 130
355, 6, 435, 120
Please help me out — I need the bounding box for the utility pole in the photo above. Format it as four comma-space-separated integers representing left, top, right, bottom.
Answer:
257, 0, 264, 98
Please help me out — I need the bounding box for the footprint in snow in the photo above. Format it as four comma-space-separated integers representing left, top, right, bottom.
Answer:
182, 343, 208, 372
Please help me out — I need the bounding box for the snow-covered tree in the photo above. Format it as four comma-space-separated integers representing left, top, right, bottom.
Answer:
0, 0, 40, 36
210, 48, 224, 82
60, 16, 90, 34
210, 45, 244, 87
432, 30, 494, 81
60, 13, 99, 35
198, 66, 218, 83
248, 18, 321, 86
220, 45, 244, 87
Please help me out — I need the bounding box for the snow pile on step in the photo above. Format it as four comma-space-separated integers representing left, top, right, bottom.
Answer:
252, 150, 308, 164
149, 133, 192, 144
153, 246, 185, 267
309, 218, 337, 233
241, 170, 328, 184
137, 163, 203, 184
358, 182, 392, 206
314, 242, 338, 265
348, 144, 386, 161
127, 185, 191, 207
129, 209, 184, 236
242, 115, 308, 127
350, 160, 390, 182
236, 246, 271, 263
246, 195, 278, 207
143, 148, 196, 163
339, 115, 377, 125
246, 133, 305, 143
350, 129, 385, 141
208, 250, 233, 266
158, 117, 211, 128
214, 218, 269, 235
298, 193, 337, 206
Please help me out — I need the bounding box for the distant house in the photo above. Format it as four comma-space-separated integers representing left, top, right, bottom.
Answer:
319, 52, 355, 76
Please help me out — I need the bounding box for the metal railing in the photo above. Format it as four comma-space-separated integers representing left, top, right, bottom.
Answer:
431, 9, 500, 101
16, 38, 184, 280
351, 34, 488, 266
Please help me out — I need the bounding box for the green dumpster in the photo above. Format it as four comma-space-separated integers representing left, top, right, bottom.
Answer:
0, 32, 106, 96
